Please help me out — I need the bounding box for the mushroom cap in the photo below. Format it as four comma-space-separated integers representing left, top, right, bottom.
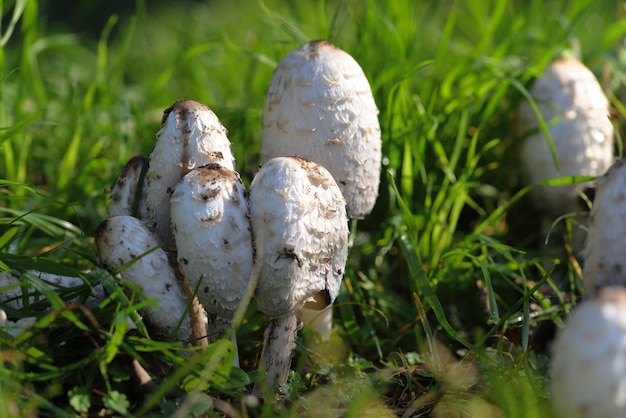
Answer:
0, 270, 105, 310
108, 155, 150, 221
249, 156, 349, 318
583, 159, 626, 296
170, 164, 253, 320
94, 215, 192, 340
0, 312, 36, 337
550, 287, 626, 418
147, 99, 236, 242
261, 40, 382, 219
518, 56, 614, 217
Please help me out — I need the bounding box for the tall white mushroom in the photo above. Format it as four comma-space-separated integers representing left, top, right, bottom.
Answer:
261, 40, 382, 220
170, 163, 253, 346
517, 56, 614, 255
94, 215, 193, 341
550, 159, 626, 417
147, 99, 236, 243
249, 156, 349, 392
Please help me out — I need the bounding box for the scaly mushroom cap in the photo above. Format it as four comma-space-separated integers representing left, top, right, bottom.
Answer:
147, 99, 236, 242
170, 164, 253, 321
249, 156, 349, 318
518, 56, 614, 217
94, 215, 192, 340
582, 159, 626, 296
261, 40, 382, 219
550, 287, 626, 418
108, 155, 150, 221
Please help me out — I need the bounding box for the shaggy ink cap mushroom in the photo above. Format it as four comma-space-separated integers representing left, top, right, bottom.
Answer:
0, 309, 37, 337
517, 57, 614, 257
170, 163, 253, 342
249, 156, 349, 392
94, 215, 192, 341
147, 99, 236, 243
550, 287, 626, 418
261, 40, 382, 219
108, 155, 150, 221
582, 158, 626, 297
0, 270, 105, 310
518, 57, 613, 217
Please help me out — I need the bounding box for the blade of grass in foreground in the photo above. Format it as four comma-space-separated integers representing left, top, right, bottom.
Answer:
388, 170, 488, 360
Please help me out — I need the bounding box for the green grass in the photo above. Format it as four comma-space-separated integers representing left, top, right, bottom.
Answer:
1, 0, 625, 416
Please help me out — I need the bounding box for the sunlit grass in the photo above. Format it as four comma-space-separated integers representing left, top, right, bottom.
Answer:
1, 0, 625, 416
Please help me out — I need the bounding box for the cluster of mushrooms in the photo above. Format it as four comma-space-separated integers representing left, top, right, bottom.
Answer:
518, 56, 626, 417
1, 41, 623, 413
93, 40, 382, 394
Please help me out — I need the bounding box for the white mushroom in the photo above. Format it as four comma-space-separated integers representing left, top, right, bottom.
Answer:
550, 287, 626, 418
0, 309, 37, 337
94, 215, 193, 340
170, 163, 253, 346
0, 270, 105, 310
582, 158, 626, 296
107, 155, 150, 221
261, 40, 382, 220
147, 99, 236, 243
249, 156, 349, 392
517, 56, 614, 255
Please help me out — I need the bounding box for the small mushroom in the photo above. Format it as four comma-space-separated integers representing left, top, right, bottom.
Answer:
550, 287, 626, 418
0, 270, 105, 310
147, 99, 236, 243
249, 156, 349, 392
170, 164, 253, 346
261, 40, 382, 220
0, 309, 37, 337
107, 155, 150, 221
94, 215, 193, 340
582, 158, 626, 297
517, 56, 614, 255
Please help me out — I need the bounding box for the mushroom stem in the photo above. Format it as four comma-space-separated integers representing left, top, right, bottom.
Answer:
188, 296, 209, 347
255, 314, 299, 394
166, 253, 208, 346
